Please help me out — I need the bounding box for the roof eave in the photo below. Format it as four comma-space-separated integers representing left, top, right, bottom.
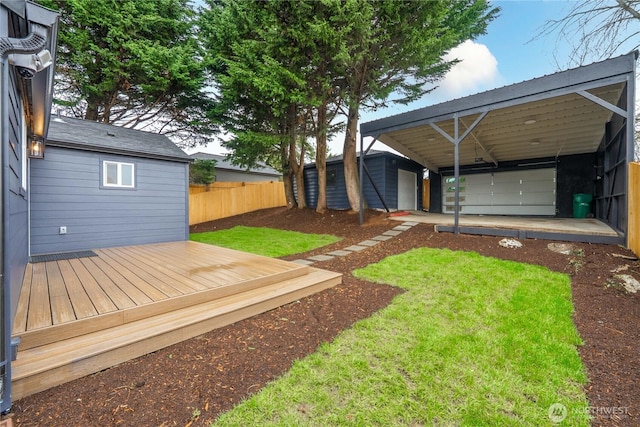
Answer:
46, 139, 193, 163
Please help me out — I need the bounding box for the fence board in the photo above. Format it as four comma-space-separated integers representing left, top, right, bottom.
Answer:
189, 181, 286, 225
628, 162, 640, 257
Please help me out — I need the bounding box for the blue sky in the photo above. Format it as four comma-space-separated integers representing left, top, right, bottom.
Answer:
191, 1, 637, 156
363, 1, 579, 122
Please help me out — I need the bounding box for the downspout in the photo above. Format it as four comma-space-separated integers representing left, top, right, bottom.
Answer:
0, 48, 8, 415
0, 24, 47, 57
0, 21, 48, 413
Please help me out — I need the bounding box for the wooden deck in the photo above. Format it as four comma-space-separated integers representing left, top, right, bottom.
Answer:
11, 241, 341, 400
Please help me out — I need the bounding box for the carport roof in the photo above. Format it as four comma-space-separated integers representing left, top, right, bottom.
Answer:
360, 51, 637, 172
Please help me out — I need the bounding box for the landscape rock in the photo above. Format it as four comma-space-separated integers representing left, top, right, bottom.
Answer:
615, 274, 640, 293
547, 242, 575, 255
499, 238, 522, 249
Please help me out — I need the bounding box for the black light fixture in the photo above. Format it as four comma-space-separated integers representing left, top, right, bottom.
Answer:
29, 136, 45, 159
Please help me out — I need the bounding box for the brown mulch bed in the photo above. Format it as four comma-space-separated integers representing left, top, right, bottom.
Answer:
10, 207, 640, 426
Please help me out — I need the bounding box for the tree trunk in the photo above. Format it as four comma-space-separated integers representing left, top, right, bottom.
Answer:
286, 105, 306, 208
281, 139, 297, 209
315, 102, 328, 214
283, 171, 296, 209
343, 103, 360, 212
292, 135, 307, 209
85, 99, 99, 121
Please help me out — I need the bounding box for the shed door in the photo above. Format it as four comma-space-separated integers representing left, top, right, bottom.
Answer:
442, 168, 556, 215
398, 169, 417, 210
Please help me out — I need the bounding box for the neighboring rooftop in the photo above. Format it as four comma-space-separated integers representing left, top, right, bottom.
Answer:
46, 116, 192, 162
191, 152, 280, 176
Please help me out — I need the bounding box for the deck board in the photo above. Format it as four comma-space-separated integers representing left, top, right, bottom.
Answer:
13, 265, 32, 334
95, 253, 170, 302
88, 256, 154, 305
67, 258, 118, 314
45, 262, 76, 325
26, 263, 51, 331
112, 246, 208, 293
96, 249, 184, 298
58, 260, 99, 320
118, 245, 217, 290
14, 241, 311, 339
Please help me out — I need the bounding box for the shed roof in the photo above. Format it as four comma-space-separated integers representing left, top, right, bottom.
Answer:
305, 149, 421, 168
191, 152, 280, 176
46, 116, 192, 162
360, 52, 637, 172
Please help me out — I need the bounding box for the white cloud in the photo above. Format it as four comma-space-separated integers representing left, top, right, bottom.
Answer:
436, 40, 501, 100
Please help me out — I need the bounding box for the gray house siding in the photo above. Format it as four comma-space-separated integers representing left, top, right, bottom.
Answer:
30, 147, 189, 254
303, 152, 423, 210
5, 61, 28, 327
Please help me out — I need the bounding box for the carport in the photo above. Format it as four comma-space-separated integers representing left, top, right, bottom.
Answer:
359, 52, 637, 245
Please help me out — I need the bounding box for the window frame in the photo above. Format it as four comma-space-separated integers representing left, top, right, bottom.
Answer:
102, 160, 136, 189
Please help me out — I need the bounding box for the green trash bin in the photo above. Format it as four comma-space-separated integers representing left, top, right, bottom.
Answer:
573, 193, 593, 218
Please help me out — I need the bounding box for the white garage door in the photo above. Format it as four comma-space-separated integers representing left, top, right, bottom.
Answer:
442, 168, 556, 215
398, 169, 417, 210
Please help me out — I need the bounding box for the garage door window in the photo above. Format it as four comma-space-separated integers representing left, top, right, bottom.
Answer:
103, 161, 135, 188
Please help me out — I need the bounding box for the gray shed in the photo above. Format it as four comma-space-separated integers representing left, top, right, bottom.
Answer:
360, 52, 637, 245
304, 150, 424, 211
30, 116, 192, 255
191, 152, 281, 182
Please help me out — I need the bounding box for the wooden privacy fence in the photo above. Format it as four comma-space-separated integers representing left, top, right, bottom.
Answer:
189, 181, 286, 225
628, 162, 640, 257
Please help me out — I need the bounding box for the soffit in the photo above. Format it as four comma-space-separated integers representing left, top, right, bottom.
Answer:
376, 82, 625, 171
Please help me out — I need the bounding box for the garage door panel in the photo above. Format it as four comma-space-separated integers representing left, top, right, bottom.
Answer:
442, 168, 556, 216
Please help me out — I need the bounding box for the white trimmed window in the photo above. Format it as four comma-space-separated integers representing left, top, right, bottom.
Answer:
103, 161, 135, 188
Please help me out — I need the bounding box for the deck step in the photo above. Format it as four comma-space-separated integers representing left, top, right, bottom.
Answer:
14, 263, 309, 351
12, 268, 341, 400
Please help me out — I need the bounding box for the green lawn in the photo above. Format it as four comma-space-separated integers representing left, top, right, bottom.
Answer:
190, 226, 341, 258
213, 248, 589, 426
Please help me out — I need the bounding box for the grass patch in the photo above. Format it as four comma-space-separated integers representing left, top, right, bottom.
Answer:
190, 226, 340, 258
213, 248, 589, 426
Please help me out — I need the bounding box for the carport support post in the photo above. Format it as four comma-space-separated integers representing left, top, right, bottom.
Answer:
453, 114, 460, 234
624, 60, 636, 247
359, 134, 364, 225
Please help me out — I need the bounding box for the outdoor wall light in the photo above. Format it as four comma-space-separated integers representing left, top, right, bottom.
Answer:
524, 119, 537, 125
29, 137, 45, 159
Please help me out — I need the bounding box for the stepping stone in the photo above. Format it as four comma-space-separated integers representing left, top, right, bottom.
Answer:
358, 240, 380, 247
327, 250, 352, 257
401, 222, 419, 227
383, 230, 403, 236
307, 254, 334, 262
291, 259, 314, 265
371, 235, 393, 241
393, 225, 412, 231
344, 245, 367, 252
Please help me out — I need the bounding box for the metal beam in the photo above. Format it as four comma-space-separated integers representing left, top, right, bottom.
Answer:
459, 113, 498, 166
378, 134, 439, 172
576, 90, 627, 117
